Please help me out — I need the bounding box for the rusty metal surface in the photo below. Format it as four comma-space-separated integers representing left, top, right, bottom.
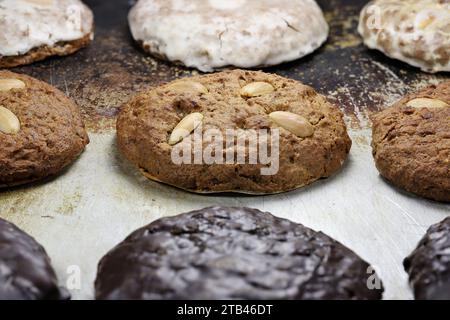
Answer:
1, 0, 449, 300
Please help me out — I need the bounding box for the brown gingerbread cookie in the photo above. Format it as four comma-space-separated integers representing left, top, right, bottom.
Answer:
117, 70, 351, 194
0, 70, 89, 187
371, 81, 450, 202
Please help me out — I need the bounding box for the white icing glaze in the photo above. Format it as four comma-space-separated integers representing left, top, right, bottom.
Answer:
358, 0, 450, 73
0, 0, 94, 57
128, 0, 329, 72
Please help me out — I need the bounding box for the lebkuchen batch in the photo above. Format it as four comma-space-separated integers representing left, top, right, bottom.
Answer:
0, 0, 449, 300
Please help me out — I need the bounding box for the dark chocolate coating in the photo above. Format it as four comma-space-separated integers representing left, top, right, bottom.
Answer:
0, 218, 68, 300
95, 207, 383, 300
404, 217, 450, 300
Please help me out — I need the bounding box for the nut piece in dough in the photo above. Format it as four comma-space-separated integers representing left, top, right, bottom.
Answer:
0, 106, 21, 135
406, 98, 449, 109
240, 82, 275, 98
167, 81, 208, 94
169, 112, 204, 145
0, 78, 26, 91
269, 111, 314, 138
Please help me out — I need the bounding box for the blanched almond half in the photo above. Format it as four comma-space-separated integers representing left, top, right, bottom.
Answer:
406, 98, 449, 109
169, 112, 204, 145
0, 79, 26, 92
167, 81, 208, 94
240, 82, 275, 98
269, 111, 314, 138
0, 106, 21, 135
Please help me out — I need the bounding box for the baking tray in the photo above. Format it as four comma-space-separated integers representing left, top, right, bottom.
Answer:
1, 0, 449, 300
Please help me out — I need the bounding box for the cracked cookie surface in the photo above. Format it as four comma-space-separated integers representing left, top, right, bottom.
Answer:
95, 206, 383, 300
0, 217, 68, 300
117, 70, 351, 194
371, 81, 450, 202
0, 70, 89, 187
404, 217, 450, 300
128, 0, 329, 72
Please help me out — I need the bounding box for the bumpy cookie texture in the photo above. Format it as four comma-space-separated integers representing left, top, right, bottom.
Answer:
95, 207, 383, 300
371, 81, 450, 202
358, 0, 450, 73
404, 217, 450, 300
128, 0, 329, 72
0, 70, 89, 187
117, 70, 351, 194
0, 218, 68, 300
0, 0, 94, 68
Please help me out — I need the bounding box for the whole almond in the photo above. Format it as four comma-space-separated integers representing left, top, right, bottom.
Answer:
0, 106, 21, 135
167, 81, 208, 94
269, 111, 314, 138
406, 98, 449, 109
169, 112, 204, 145
240, 82, 275, 98
0, 79, 26, 92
